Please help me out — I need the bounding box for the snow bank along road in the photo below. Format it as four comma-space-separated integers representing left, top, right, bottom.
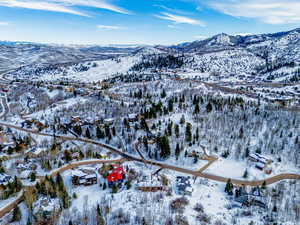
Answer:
0, 121, 299, 187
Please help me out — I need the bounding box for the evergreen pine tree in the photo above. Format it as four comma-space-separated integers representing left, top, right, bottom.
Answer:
225, 179, 233, 195
206, 102, 213, 113
157, 136, 171, 159
85, 128, 91, 139
73, 125, 82, 136
175, 143, 180, 160
194, 104, 200, 114
185, 123, 192, 143
180, 115, 185, 125
262, 181, 267, 189
161, 89, 166, 98
11, 206, 21, 222
30, 172, 36, 182
175, 124, 180, 138
96, 126, 104, 139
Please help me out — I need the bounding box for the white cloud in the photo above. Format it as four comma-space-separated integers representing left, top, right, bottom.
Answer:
54, 0, 130, 15
207, 0, 300, 24
0, 0, 88, 16
155, 12, 206, 26
0, 22, 9, 26
154, 4, 191, 15
235, 33, 253, 36
0, 0, 129, 17
97, 25, 126, 30
194, 35, 208, 40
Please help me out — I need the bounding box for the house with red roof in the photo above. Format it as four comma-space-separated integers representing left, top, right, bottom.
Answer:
107, 165, 126, 187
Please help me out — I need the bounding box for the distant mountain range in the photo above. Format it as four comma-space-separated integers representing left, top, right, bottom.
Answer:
3, 27, 300, 83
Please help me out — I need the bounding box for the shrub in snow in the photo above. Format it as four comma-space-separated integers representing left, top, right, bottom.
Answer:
196, 212, 211, 224
170, 197, 189, 214
111, 208, 130, 224
175, 215, 189, 225
241, 210, 252, 217
164, 217, 174, 225
193, 203, 204, 213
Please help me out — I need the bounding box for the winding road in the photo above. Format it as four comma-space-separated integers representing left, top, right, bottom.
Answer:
0, 121, 299, 187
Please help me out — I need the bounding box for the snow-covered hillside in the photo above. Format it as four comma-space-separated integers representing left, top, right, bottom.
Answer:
4, 27, 300, 83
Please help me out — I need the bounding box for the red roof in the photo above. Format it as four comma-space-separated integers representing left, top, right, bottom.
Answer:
107, 166, 125, 183
107, 172, 123, 182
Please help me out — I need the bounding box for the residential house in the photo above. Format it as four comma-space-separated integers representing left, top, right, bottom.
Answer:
71, 169, 97, 186
107, 165, 126, 188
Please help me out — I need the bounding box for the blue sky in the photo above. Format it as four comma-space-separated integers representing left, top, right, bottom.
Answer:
0, 0, 299, 45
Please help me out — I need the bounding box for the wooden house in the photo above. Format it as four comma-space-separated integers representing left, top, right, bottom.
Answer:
71, 169, 97, 186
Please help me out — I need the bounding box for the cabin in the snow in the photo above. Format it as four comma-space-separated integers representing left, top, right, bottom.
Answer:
71, 169, 97, 186
249, 153, 273, 173
249, 153, 272, 164
107, 165, 126, 187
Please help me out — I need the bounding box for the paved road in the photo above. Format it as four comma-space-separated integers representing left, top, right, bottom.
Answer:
0, 121, 299, 187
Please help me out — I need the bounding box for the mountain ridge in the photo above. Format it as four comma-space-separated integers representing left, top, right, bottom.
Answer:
3, 27, 300, 83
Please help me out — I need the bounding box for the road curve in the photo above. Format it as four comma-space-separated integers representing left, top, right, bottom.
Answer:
0, 121, 299, 186
0, 158, 126, 219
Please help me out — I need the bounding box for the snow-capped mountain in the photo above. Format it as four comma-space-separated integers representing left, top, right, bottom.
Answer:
3, 27, 300, 83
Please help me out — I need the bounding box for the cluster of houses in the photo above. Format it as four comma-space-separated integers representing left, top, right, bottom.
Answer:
249, 153, 273, 174
66, 113, 139, 128
21, 119, 47, 130
71, 164, 127, 188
